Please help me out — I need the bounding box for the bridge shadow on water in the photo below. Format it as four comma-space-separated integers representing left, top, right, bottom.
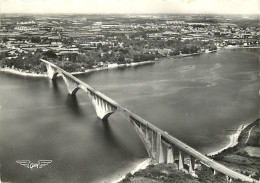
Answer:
49, 79, 64, 101
99, 119, 120, 146
51, 79, 59, 92
65, 95, 84, 117
97, 119, 134, 157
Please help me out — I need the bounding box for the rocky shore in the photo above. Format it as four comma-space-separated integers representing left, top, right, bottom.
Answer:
212, 119, 260, 180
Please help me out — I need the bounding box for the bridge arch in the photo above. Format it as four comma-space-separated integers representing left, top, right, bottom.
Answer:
87, 90, 117, 120
51, 72, 59, 80
46, 63, 59, 80
61, 74, 81, 96
70, 87, 80, 95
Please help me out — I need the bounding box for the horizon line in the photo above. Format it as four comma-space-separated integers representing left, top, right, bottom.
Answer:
1, 12, 259, 15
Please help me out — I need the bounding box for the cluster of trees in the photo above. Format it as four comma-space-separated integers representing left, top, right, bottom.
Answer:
75, 37, 218, 67
166, 40, 217, 55
0, 38, 218, 73
0, 52, 46, 73
133, 52, 157, 62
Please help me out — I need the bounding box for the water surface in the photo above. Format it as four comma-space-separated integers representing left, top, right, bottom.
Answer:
0, 48, 259, 182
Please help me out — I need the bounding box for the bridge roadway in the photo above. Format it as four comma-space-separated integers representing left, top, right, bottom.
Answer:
40, 59, 257, 182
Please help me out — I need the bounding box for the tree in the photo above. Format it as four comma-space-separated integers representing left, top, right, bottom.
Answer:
170, 48, 179, 56
0, 52, 8, 60
35, 48, 43, 53
43, 50, 57, 59
208, 44, 217, 51
133, 54, 140, 62
97, 43, 102, 49
31, 37, 41, 43
117, 54, 125, 64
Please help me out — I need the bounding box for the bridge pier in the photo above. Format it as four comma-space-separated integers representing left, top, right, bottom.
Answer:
178, 150, 184, 170
151, 131, 156, 159
172, 147, 176, 163
88, 91, 116, 120
166, 146, 174, 164
213, 169, 218, 175
161, 140, 174, 164
189, 155, 195, 173
156, 133, 164, 163
46, 63, 59, 80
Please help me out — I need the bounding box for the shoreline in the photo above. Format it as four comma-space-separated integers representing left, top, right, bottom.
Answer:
207, 122, 253, 156
71, 60, 157, 76
64, 52, 211, 76
112, 158, 153, 183
0, 60, 157, 77
1, 45, 259, 78
223, 45, 260, 49
0, 67, 47, 77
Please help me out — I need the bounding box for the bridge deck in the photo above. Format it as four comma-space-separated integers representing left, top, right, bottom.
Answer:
40, 59, 256, 182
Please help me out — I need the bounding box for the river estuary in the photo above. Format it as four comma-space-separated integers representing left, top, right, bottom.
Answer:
0, 48, 259, 182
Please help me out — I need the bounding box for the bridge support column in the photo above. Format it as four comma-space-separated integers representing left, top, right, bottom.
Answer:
156, 133, 164, 163
172, 147, 176, 163
178, 150, 184, 170
46, 64, 58, 80
189, 155, 195, 173
88, 91, 116, 120
61, 74, 80, 95
166, 146, 174, 164
151, 131, 156, 159
213, 169, 218, 175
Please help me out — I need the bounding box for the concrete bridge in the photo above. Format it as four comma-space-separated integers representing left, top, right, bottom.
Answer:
40, 59, 257, 182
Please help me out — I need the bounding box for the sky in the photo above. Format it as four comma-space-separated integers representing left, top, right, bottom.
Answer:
0, 0, 259, 14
